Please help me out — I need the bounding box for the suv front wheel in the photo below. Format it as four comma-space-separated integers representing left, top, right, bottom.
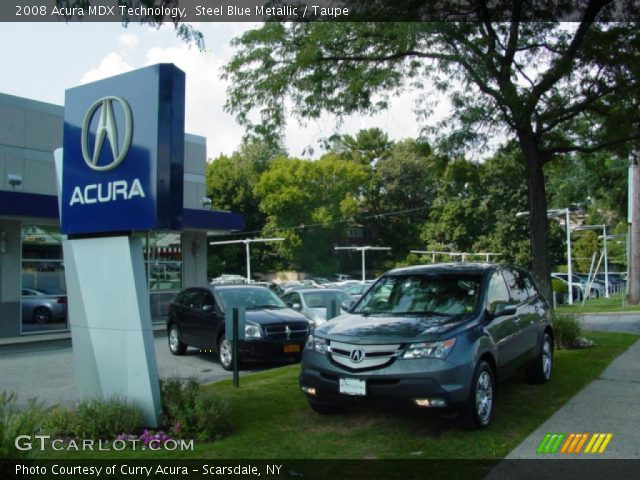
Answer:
462, 360, 495, 429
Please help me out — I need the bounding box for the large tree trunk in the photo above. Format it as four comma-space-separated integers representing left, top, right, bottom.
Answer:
517, 130, 553, 302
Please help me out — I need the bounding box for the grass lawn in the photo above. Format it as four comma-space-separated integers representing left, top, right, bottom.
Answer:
555, 293, 640, 314
39, 331, 638, 463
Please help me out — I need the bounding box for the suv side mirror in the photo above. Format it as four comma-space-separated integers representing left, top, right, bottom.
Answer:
341, 300, 355, 312
491, 302, 517, 317
292, 303, 302, 311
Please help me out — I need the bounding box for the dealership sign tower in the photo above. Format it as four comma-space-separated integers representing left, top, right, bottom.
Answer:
55, 64, 186, 426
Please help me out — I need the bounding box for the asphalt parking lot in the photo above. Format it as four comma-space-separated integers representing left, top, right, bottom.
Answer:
0, 332, 284, 408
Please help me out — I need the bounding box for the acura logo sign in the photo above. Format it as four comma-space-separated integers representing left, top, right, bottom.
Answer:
350, 348, 365, 363
81, 96, 133, 171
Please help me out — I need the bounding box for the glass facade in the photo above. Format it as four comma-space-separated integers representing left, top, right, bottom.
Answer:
21, 225, 68, 333
140, 231, 183, 324
20, 226, 182, 333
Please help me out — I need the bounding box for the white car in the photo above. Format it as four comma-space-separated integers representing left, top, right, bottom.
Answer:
282, 289, 353, 327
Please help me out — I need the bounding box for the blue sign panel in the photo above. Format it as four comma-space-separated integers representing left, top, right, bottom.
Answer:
61, 64, 185, 235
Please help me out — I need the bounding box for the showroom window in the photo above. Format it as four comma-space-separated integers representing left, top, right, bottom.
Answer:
21, 225, 68, 333
139, 232, 183, 324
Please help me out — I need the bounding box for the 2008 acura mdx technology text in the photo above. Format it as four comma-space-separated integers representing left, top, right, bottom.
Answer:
299, 263, 554, 428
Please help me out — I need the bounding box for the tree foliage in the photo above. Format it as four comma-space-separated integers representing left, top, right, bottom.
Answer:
254, 154, 367, 273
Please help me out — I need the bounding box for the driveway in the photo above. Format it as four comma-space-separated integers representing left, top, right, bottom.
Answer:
0, 333, 281, 408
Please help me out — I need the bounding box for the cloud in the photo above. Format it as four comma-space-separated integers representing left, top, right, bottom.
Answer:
118, 33, 139, 49
80, 53, 134, 84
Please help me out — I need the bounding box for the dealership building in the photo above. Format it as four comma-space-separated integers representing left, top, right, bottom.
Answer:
0, 91, 243, 339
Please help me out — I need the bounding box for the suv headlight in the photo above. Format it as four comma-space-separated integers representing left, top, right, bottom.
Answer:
305, 335, 330, 354
402, 339, 456, 360
244, 323, 262, 339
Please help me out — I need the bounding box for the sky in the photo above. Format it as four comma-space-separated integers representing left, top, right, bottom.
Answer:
0, 21, 427, 160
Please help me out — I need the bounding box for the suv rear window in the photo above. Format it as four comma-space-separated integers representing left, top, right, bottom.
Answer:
354, 274, 481, 316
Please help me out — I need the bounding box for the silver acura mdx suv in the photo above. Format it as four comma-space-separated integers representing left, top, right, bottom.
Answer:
300, 263, 554, 428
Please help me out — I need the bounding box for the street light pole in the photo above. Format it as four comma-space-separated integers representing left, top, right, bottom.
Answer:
335, 246, 391, 282
210, 237, 285, 281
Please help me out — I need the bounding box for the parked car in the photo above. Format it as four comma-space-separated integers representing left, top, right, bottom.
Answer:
167, 285, 310, 370
281, 282, 318, 295
551, 273, 602, 299
300, 263, 554, 429
550, 276, 583, 302
574, 274, 606, 298
334, 273, 352, 281
21, 288, 67, 324
282, 289, 353, 327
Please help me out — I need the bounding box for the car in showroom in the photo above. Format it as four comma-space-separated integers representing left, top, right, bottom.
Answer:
300, 263, 554, 429
282, 289, 354, 328
167, 285, 310, 370
21, 287, 67, 324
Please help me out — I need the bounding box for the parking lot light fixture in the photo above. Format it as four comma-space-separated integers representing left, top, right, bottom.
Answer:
209, 237, 285, 282
516, 208, 573, 304
335, 246, 391, 282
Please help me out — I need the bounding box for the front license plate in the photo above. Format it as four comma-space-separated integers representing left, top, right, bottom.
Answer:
339, 378, 366, 396
284, 344, 301, 353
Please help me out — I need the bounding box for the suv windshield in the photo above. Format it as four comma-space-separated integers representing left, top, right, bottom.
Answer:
353, 274, 481, 316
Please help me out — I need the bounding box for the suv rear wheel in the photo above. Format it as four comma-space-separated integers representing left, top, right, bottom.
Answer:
526, 333, 553, 383
461, 360, 495, 429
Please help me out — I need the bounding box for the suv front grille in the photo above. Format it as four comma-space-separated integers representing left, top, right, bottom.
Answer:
264, 322, 309, 341
330, 341, 402, 370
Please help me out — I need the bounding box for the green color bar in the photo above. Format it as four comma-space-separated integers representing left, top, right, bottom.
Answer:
550, 433, 566, 453
537, 434, 552, 454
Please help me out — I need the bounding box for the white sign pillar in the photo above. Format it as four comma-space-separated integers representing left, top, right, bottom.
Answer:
55, 150, 161, 427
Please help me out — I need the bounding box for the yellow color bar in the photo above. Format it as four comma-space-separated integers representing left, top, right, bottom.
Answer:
591, 433, 606, 453
584, 434, 598, 453
598, 434, 613, 453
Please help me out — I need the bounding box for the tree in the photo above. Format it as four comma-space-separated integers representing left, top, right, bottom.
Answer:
223, 3, 640, 298
254, 154, 367, 273
206, 139, 285, 275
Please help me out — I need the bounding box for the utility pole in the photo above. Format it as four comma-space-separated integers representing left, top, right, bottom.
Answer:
629, 148, 640, 304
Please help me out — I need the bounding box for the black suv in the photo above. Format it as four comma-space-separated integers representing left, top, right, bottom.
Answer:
300, 263, 554, 428
168, 285, 310, 369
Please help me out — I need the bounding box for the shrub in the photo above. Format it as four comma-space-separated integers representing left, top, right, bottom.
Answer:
553, 314, 582, 349
552, 278, 568, 295
42, 405, 74, 436
67, 397, 142, 439
0, 391, 46, 459
160, 377, 232, 442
